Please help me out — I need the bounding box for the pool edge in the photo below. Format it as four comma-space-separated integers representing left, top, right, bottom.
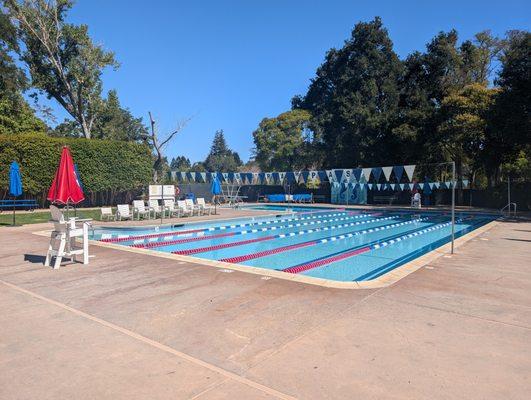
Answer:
33, 219, 500, 290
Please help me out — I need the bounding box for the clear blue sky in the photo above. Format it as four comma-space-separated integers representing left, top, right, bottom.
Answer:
42, 0, 530, 163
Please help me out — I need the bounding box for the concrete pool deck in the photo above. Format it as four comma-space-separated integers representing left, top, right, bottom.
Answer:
0, 207, 530, 399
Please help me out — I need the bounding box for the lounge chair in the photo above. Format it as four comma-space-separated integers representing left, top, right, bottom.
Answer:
149, 199, 166, 218
185, 198, 201, 215
100, 207, 115, 221
196, 198, 213, 215
163, 199, 181, 218
116, 204, 132, 221
132, 200, 151, 220
177, 200, 193, 217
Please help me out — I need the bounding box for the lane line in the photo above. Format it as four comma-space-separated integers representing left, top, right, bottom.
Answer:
0, 279, 297, 400
173, 215, 401, 256
100, 209, 351, 243
283, 218, 458, 274
220, 216, 427, 264
133, 212, 375, 249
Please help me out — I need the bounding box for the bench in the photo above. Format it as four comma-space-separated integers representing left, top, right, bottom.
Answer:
0, 199, 38, 212
373, 195, 398, 205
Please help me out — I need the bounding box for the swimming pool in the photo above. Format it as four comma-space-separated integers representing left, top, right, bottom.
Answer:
92, 207, 496, 284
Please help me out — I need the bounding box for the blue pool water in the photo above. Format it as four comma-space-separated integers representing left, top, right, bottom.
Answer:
92, 206, 496, 282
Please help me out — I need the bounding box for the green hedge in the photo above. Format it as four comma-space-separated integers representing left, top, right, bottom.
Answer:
0, 133, 152, 199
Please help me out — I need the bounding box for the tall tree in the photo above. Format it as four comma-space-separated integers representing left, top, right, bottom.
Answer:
487, 30, 531, 185
5, 0, 118, 138
91, 90, 148, 141
296, 17, 402, 167
204, 130, 242, 172
148, 111, 189, 182
170, 156, 191, 171
252, 109, 314, 170
436, 83, 497, 201
0, 7, 46, 134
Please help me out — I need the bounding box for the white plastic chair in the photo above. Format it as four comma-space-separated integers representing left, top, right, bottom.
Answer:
177, 200, 192, 217
101, 207, 115, 221
132, 200, 151, 220
116, 204, 132, 221
163, 199, 181, 217
196, 198, 213, 215
149, 199, 165, 218
45, 205, 90, 269
185, 198, 201, 215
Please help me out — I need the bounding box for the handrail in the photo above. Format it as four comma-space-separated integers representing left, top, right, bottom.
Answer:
500, 202, 517, 218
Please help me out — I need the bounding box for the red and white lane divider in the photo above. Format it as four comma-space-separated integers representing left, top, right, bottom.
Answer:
283, 218, 459, 274
130, 212, 376, 249
100, 209, 353, 244
171, 215, 395, 255
220, 216, 427, 264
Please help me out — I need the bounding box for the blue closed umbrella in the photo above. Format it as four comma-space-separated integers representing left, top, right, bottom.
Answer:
9, 161, 23, 225
210, 176, 222, 214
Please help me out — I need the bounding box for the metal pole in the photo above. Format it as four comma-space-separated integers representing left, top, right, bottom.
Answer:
508, 174, 511, 210
451, 161, 455, 254
160, 184, 164, 225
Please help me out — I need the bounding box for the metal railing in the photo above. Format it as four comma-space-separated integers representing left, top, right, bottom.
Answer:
501, 202, 517, 218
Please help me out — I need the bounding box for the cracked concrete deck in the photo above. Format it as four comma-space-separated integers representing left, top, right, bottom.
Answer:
0, 208, 529, 399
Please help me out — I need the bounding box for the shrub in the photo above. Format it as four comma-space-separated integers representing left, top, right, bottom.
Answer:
0, 133, 152, 205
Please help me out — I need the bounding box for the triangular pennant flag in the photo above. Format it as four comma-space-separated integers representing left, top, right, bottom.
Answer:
278, 172, 286, 182
362, 168, 372, 182
293, 171, 301, 183
462, 179, 469, 188
265, 173, 272, 183
404, 165, 416, 181
334, 169, 344, 183
382, 166, 393, 181
418, 183, 424, 189
352, 168, 362, 182
393, 166, 404, 182
272, 172, 279, 183
434, 182, 440, 189
234, 173, 241, 183
301, 171, 309, 183
377, 183, 382, 191
326, 170, 335, 182
222, 173, 229, 182
372, 167, 382, 182
318, 171, 328, 182
368, 183, 373, 190
399, 183, 405, 190
170, 171, 177, 181
446, 181, 453, 189
343, 169, 352, 182
409, 183, 415, 190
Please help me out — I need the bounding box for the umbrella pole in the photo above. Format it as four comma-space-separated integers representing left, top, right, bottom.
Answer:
12, 197, 15, 226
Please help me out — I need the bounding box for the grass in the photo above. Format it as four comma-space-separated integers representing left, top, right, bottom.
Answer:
0, 208, 103, 226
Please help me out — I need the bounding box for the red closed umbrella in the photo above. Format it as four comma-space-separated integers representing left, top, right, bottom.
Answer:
47, 146, 85, 205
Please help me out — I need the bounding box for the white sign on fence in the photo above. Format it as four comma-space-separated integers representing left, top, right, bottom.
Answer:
149, 185, 175, 200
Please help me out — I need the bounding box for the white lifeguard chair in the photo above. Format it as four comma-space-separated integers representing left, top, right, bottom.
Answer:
45, 205, 91, 269
411, 192, 422, 209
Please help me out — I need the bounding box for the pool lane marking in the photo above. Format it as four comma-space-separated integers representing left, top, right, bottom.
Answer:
130, 212, 377, 249
283, 218, 460, 274
221, 216, 431, 264
100, 210, 354, 243
177, 216, 425, 257
354, 217, 489, 281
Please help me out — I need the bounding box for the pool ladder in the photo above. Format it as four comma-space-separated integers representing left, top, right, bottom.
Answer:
500, 202, 517, 218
